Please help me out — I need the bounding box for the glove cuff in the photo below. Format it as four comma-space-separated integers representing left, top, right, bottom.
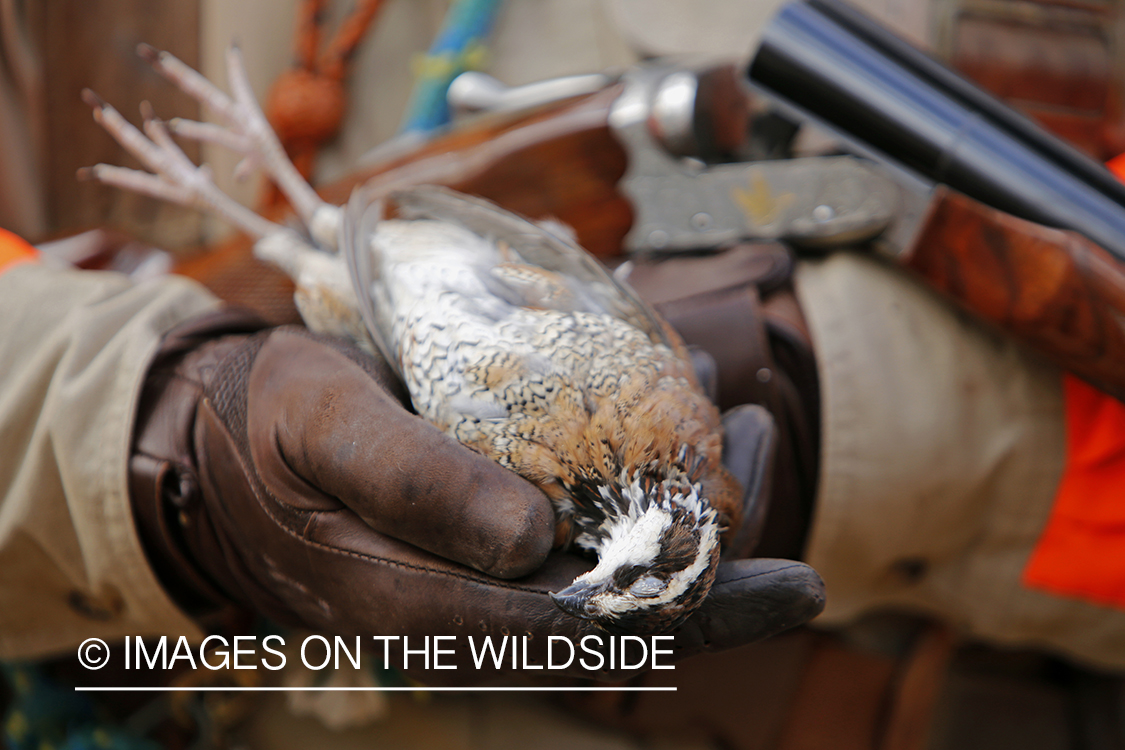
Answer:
129, 307, 269, 616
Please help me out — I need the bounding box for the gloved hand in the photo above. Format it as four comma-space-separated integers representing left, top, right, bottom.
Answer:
129, 309, 823, 681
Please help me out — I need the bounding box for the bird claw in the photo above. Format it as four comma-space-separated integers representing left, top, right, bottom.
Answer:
79, 43, 336, 249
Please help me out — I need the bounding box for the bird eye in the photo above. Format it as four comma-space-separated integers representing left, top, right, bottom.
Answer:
630, 575, 667, 598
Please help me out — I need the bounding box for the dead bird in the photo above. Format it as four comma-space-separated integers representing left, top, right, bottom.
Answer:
81, 44, 744, 634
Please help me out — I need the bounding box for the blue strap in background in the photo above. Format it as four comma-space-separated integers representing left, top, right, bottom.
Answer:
398, 0, 504, 134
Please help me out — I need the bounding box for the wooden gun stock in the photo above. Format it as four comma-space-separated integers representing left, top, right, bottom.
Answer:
906, 186, 1125, 402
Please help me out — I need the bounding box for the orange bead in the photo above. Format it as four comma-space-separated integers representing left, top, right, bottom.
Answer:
265, 68, 347, 148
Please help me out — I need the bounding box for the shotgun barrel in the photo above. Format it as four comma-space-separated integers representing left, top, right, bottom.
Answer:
748, 0, 1125, 265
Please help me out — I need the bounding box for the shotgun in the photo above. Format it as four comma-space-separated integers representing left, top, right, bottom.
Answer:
313, 1, 1125, 402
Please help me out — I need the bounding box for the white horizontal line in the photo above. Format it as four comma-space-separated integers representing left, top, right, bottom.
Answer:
75, 686, 676, 692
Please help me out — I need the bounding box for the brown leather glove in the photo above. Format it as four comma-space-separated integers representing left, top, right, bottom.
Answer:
129, 309, 823, 681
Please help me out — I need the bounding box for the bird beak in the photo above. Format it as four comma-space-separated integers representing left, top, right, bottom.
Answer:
550, 582, 600, 620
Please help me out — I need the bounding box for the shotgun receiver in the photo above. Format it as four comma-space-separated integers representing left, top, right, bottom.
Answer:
315, 0, 1125, 402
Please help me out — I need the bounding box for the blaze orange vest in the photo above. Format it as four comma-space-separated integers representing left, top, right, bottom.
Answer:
1022, 157, 1125, 610
0, 228, 36, 273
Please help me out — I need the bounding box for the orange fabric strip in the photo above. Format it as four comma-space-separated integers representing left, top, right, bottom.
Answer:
0, 227, 37, 274
1107, 153, 1125, 179
1021, 156, 1125, 608
1023, 375, 1125, 608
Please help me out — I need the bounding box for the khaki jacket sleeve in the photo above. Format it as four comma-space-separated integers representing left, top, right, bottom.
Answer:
0, 262, 222, 659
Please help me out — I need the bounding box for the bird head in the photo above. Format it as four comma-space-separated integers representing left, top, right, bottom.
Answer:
551, 475, 722, 634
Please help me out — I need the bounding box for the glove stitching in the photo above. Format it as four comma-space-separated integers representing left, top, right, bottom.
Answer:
268, 496, 558, 595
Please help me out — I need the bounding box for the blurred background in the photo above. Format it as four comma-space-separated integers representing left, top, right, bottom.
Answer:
2, 1, 1125, 748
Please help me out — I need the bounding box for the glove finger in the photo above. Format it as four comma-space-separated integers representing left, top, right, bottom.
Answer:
688, 346, 720, 403
720, 404, 778, 558
670, 557, 825, 659
249, 330, 555, 578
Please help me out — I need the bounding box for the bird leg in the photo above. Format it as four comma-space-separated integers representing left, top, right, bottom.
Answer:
80, 44, 342, 260
80, 43, 369, 344
79, 89, 281, 241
